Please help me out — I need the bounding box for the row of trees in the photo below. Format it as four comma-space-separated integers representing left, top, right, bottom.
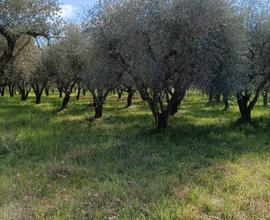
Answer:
1, 0, 270, 129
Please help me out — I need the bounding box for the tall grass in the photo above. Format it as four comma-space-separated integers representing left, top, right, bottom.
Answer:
0, 91, 270, 219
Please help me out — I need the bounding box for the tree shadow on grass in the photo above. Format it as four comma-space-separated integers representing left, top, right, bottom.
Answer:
2, 94, 270, 219
62, 114, 270, 178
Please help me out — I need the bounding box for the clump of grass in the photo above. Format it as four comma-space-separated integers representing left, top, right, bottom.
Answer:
0, 132, 22, 156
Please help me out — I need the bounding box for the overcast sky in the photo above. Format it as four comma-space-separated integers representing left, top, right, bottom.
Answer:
59, 0, 97, 19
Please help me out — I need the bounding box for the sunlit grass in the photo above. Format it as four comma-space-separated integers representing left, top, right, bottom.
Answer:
0, 91, 270, 219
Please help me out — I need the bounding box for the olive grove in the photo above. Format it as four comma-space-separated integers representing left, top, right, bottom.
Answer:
1, 0, 270, 129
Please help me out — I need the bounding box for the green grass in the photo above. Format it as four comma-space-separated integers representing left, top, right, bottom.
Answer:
0, 91, 270, 219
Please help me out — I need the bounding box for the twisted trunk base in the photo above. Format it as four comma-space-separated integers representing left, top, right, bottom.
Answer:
61, 93, 71, 110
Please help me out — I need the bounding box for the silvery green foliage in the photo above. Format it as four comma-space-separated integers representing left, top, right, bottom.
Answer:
9, 37, 41, 93
31, 47, 50, 87
224, 0, 270, 121
237, 0, 270, 92
46, 24, 87, 93
83, 0, 241, 127
0, 0, 60, 37
81, 34, 122, 95
81, 4, 123, 111
0, 0, 60, 72
196, 0, 248, 96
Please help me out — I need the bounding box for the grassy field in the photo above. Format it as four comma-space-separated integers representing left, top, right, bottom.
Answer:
0, 92, 270, 219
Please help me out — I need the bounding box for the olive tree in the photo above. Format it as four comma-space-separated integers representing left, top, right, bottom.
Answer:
47, 24, 86, 110
0, 0, 60, 74
196, 0, 246, 111
81, 35, 122, 119
120, 73, 136, 108
9, 37, 41, 101
235, 0, 270, 122
85, 0, 238, 129
262, 82, 270, 106
31, 46, 51, 104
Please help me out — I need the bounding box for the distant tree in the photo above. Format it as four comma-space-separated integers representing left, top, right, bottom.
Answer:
262, 83, 270, 106
0, 73, 7, 96
235, 0, 270, 122
9, 37, 41, 101
75, 82, 81, 100
31, 46, 52, 104
81, 36, 122, 119
196, 0, 246, 111
120, 74, 136, 108
47, 24, 87, 110
5, 68, 16, 97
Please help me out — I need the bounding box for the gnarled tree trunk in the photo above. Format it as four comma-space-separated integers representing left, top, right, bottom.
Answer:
145, 89, 185, 129
17, 84, 30, 101
237, 94, 253, 123
94, 103, 103, 118
76, 84, 81, 100
59, 81, 77, 110
32, 82, 47, 105
20, 90, 29, 101
117, 89, 123, 99
45, 87, 49, 96
90, 90, 109, 120
8, 84, 15, 97
156, 111, 169, 129
57, 85, 63, 98
35, 93, 42, 104
126, 88, 133, 108
223, 93, 229, 111
262, 90, 268, 106
0, 85, 5, 97
236, 77, 270, 123
61, 92, 71, 110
